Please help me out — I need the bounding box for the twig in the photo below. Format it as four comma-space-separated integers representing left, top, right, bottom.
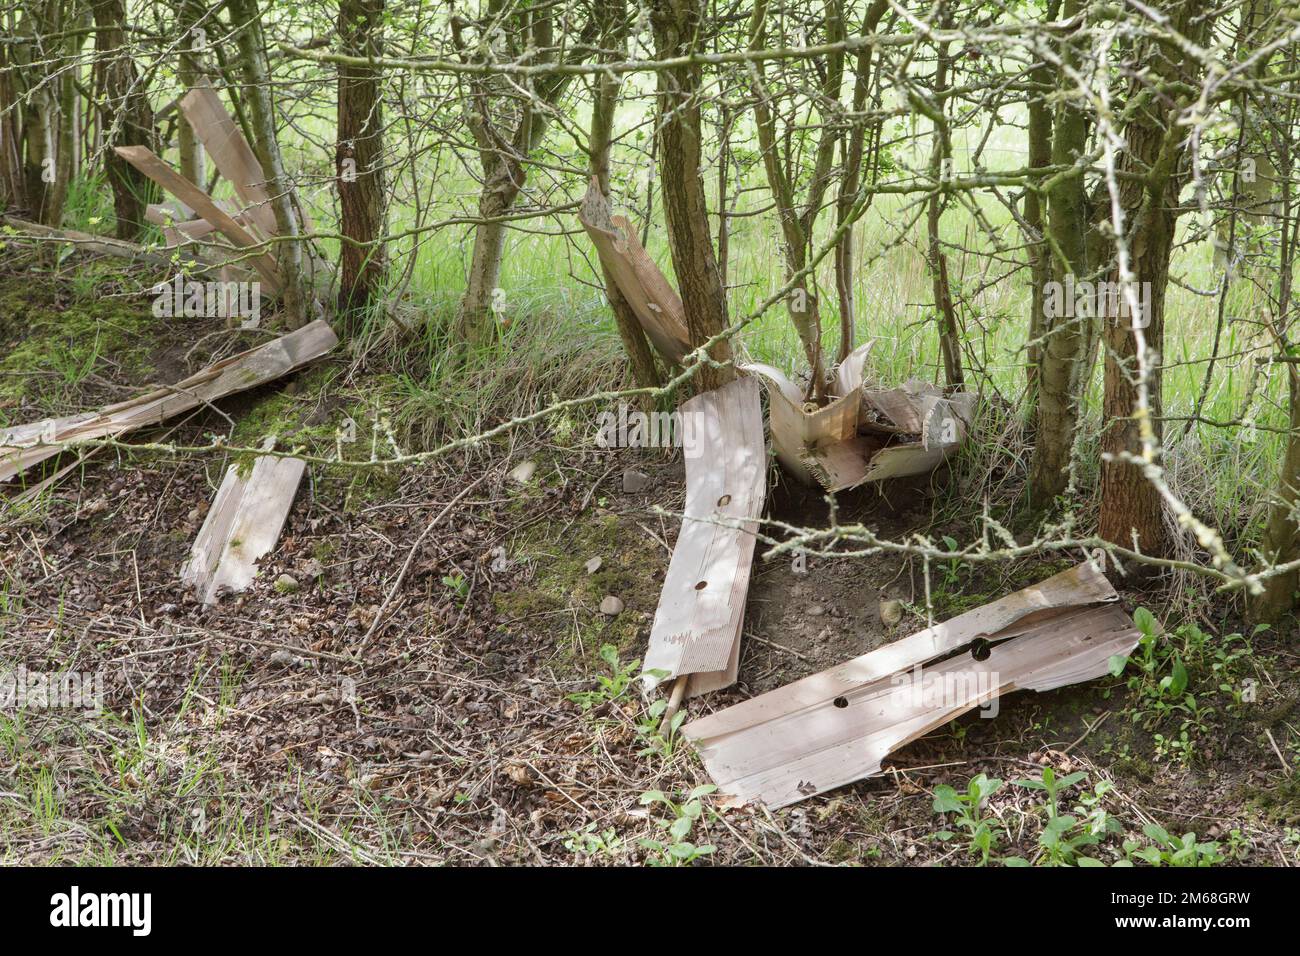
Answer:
1063, 710, 1110, 754
355, 474, 488, 657
1264, 728, 1291, 773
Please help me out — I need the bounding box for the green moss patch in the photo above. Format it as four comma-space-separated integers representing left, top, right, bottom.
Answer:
493, 504, 665, 676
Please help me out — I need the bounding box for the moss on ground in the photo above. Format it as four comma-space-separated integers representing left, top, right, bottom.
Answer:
0, 268, 157, 414
493, 494, 664, 676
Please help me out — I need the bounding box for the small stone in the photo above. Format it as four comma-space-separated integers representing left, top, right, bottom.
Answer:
274, 574, 299, 594
879, 599, 904, 626
807, 604, 825, 617
585, 556, 603, 575
600, 595, 624, 616
622, 468, 652, 493
269, 650, 295, 666
509, 460, 537, 484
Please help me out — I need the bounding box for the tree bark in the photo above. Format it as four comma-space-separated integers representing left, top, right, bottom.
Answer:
924, 6, 963, 389
1022, 0, 1059, 413
1098, 0, 1217, 557
834, 0, 889, 364
651, 0, 734, 393
452, 7, 593, 346
1254, 374, 1300, 620
1250, 6, 1299, 623
337, 0, 387, 325
746, 0, 845, 399
177, 0, 207, 187
0, 13, 24, 213
226, 0, 312, 326
590, 0, 663, 396
91, 0, 156, 240
1027, 0, 1096, 509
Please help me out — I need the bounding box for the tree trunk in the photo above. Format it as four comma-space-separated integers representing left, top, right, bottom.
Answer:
1253, 373, 1300, 620
651, 0, 734, 393
452, 7, 590, 347
1027, 0, 1095, 509
1022, 0, 1059, 413
48, 1, 85, 227
177, 0, 207, 187
590, 0, 663, 396
91, 0, 156, 240
746, 0, 844, 399
925, 7, 963, 388
1250, 9, 1298, 623
17, 1, 60, 225
1098, 0, 1217, 557
834, 1, 889, 364
457, 178, 517, 345
226, 0, 312, 327
337, 0, 387, 325
0, 19, 24, 212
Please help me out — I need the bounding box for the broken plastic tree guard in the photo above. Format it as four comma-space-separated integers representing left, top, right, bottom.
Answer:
0, 320, 338, 483
681, 561, 1140, 809
178, 79, 281, 238
577, 177, 692, 366
114, 144, 282, 291
740, 341, 872, 486
744, 346, 976, 491
182, 439, 306, 604
641, 376, 766, 699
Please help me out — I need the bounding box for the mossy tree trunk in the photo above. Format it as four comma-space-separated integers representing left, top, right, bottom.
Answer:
1027, 0, 1096, 510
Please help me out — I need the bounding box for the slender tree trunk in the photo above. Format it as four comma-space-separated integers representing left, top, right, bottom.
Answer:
833, 1, 888, 364
925, 7, 963, 388
48, 1, 85, 227
337, 0, 387, 325
716, 102, 731, 288
177, 0, 207, 187
1098, 0, 1217, 557
22, 73, 55, 222
1027, 0, 1095, 509
226, 0, 312, 326
452, 8, 590, 346
1251, 13, 1298, 623
0, 22, 24, 212
746, 0, 844, 399
590, 0, 662, 395
1254, 374, 1300, 620
91, 0, 156, 240
651, 0, 734, 393
18, 1, 58, 224
457, 174, 519, 345
1022, 0, 1059, 413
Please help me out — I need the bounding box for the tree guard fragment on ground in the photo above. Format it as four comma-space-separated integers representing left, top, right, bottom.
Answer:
682, 561, 1140, 808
